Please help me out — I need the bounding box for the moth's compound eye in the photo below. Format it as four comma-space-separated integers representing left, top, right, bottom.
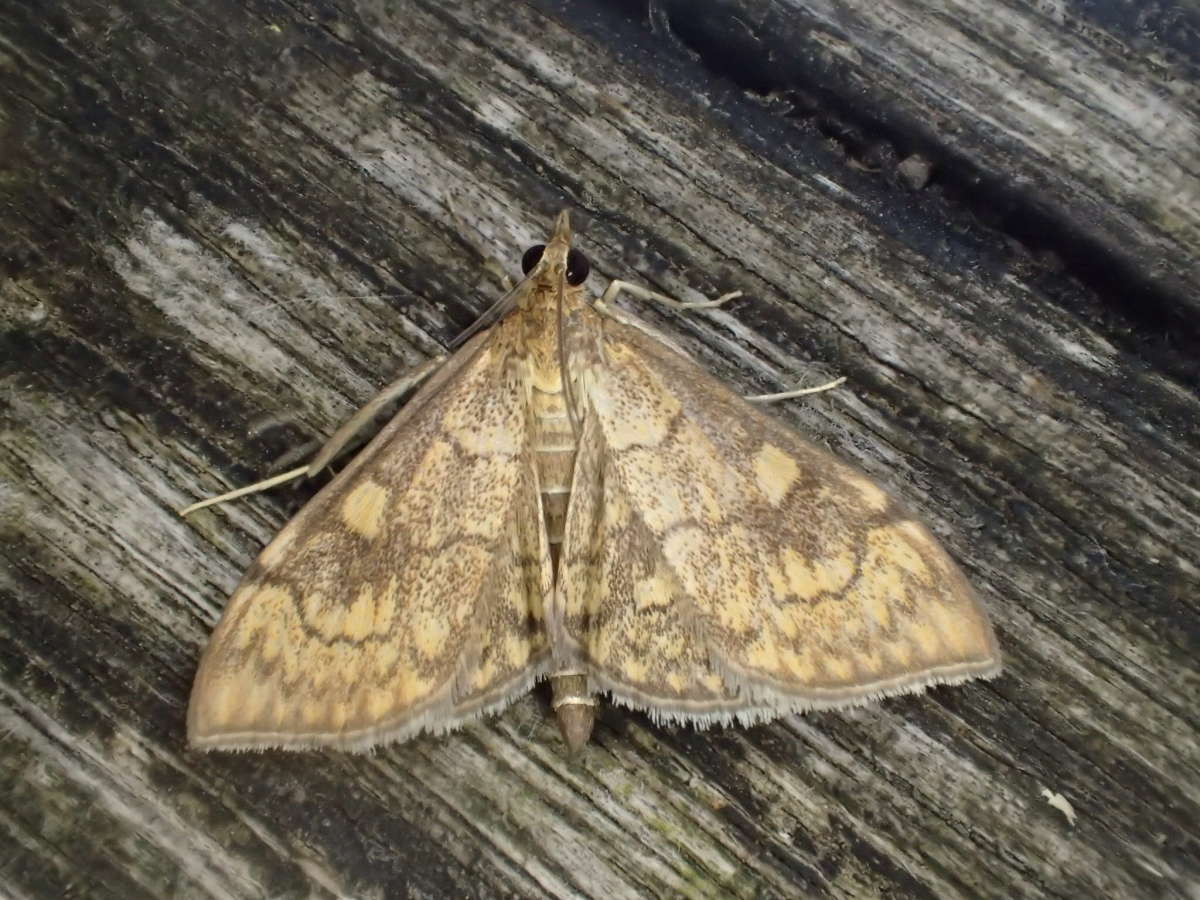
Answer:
521, 244, 546, 274
566, 249, 591, 286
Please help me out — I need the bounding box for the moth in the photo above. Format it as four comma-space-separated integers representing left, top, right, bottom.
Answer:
186, 211, 1001, 753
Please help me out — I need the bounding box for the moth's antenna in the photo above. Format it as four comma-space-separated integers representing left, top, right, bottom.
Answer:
556, 273, 581, 438
448, 275, 528, 350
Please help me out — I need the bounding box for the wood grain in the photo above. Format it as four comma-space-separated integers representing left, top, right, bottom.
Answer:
1, 1, 1197, 897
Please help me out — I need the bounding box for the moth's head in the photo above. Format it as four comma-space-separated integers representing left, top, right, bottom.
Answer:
521, 209, 590, 290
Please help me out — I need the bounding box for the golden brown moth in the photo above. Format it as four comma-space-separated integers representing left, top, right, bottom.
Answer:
185, 211, 1001, 753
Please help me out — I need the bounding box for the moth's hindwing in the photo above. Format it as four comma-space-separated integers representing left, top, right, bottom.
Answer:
188, 326, 552, 750
554, 315, 1000, 725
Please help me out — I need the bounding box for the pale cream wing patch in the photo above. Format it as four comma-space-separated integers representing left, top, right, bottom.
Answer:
188, 326, 552, 750
555, 315, 1000, 726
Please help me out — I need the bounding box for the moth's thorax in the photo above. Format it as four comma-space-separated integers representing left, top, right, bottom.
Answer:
519, 285, 585, 377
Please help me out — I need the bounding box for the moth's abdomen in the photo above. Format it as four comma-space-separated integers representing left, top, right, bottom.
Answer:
530, 385, 577, 555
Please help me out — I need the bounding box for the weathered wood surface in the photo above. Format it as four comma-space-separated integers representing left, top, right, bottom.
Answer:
1, 1, 1197, 897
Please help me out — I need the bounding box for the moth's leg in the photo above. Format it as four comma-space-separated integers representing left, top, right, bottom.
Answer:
593, 281, 846, 405
178, 354, 446, 517
598, 279, 741, 312
592, 280, 742, 358
746, 376, 847, 403
177, 466, 311, 517
305, 355, 446, 474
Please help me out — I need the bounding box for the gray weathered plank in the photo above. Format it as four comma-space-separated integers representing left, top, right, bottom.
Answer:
660, 0, 1200, 314
1, 1, 1197, 897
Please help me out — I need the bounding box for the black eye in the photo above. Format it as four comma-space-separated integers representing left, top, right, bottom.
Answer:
566, 248, 590, 286
521, 244, 545, 274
